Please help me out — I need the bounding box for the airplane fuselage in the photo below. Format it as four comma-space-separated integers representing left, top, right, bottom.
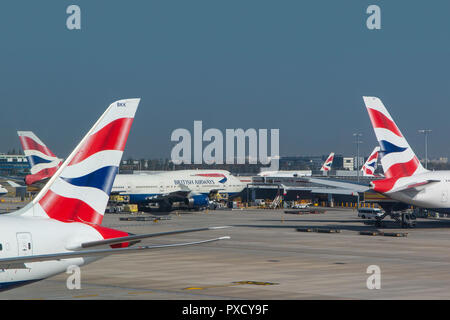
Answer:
111, 170, 245, 204
383, 171, 450, 213
0, 213, 105, 291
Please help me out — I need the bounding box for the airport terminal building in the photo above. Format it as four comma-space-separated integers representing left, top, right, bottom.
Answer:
0, 154, 29, 177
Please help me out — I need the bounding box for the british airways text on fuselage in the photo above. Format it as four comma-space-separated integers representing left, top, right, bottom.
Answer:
173, 179, 216, 185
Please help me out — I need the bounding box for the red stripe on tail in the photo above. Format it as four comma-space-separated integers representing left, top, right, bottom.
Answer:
25, 163, 62, 185
384, 157, 420, 179
39, 189, 103, 225
19, 136, 56, 157
372, 157, 421, 193
371, 178, 397, 193
69, 118, 134, 166
367, 108, 402, 137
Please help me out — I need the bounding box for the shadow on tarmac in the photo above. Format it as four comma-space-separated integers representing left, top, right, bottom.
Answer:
233, 217, 450, 231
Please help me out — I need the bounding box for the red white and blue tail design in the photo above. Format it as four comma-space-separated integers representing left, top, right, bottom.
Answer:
28, 99, 140, 225
320, 152, 334, 171
363, 96, 427, 193
17, 131, 63, 185
361, 146, 380, 177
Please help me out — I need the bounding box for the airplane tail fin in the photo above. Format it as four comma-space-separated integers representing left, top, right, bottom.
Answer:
28, 99, 140, 225
362, 96, 427, 179
320, 152, 334, 171
361, 146, 380, 177
17, 131, 63, 185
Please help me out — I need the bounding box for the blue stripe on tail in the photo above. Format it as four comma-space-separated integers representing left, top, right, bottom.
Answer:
61, 166, 118, 195
379, 140, 407, 156
27, 155, 52, 167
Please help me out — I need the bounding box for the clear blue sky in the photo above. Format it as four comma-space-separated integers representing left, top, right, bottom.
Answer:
0, 1, 449, 160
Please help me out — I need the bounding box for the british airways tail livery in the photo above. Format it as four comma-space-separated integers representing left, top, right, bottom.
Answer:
362, 97, 450, 213
32, 98, 140, 225
0, 99, 229, 291
363, 97, 427, 182
17, 131, 62, 185
363, 97, 428, 193
361, 146, 380, 177
320, 152, 335, 171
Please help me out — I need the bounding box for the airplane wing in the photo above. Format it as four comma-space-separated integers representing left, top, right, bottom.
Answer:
0, 236, 230, 269
143, 184, 193, 203
304, 177, 370, 192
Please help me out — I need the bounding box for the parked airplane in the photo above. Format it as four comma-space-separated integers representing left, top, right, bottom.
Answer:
361, 146, 381, 177
362, 96, 449, 213
17, 131, 62, 186
303, 97, 434, 224
320, 152, 335, 171
112, 170, 246, 212
257, 153, 334, 178
0, 98, 229, 291
257, 170, 312, 178
308, 97, 449, 215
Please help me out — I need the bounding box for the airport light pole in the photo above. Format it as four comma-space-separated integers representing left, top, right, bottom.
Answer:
418, 129, 432, 169
353, 133, 363, 183
353, 133, 363, 209
169, 160, 176, 171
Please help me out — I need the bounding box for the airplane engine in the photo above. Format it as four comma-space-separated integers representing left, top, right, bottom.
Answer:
185, 194, 210, 208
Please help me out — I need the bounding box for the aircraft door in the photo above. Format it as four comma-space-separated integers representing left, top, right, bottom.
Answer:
126, 181, 135, 193
441, 189, 448, 203
16, 233, 33, 256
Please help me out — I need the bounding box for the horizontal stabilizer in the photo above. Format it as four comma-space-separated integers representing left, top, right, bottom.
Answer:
393, 179, 440, 193
76, 226, 232, 249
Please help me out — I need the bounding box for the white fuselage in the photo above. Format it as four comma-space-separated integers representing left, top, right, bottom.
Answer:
0, 211, 104, 291
111, 170, 245, 202
385, 171, 450, 212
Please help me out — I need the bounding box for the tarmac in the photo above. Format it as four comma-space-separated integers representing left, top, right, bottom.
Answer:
2, 203, 450, 299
